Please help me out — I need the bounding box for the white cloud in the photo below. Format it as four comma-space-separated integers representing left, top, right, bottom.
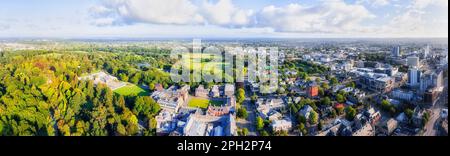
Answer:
411, 0, 448, 9
356, 0, 394, 7
258, 0, 375, 33
379, 0, 448, 37
91, 0, 254, 27
82, 0, 447, 37
372, 0, 391, 6
90, 0, 204, 25
201, 0, 254, 27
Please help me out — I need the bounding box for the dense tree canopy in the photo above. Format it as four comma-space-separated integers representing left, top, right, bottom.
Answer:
0, 49, 169, 136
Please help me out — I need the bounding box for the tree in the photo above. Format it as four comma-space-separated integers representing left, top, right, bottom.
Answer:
236, 88, 246, 104
325, 75, 331, 81
116, 123, 127, 136
251, 94, 258, 104
297, 115, 307, 124
336, 94, 345, 103
256, 116, 264, 131
260, 130, 270, 136
346, 82, 356, 88
148, 117, 157, 130
321, 82, 330, 90
309, 111, 319, 125
275, 130, 288, 136
315, 77, 321, 83
241, 128, 249, 136
237, 107, 248, 119
422, 112, 430, 127
330, 77, 338, 86
133, 96, 160, 117
405, 109, 414, 119
130, 73, 141, 84
133, 97, 147, 116
119, 73, 129, 82
381, 99, 395, 115
297, 123, 307, 136
330, 109, 337, 118
321, 97, 331, 106
116, 95, 126, 108
345, 106, 357, 121
149, 82, 155, 91
381, 100, 390, 108
318, 120, 324, 130
318, 87, 324, 96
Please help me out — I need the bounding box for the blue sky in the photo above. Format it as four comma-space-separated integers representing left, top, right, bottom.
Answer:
0, 0, 448, 38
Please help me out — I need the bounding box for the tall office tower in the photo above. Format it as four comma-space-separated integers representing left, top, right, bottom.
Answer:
424, 45, 430, 58
408, 67, 421, 87
433, 70, 444, 89
391, 46, 401, 58
420, 73, 433, 92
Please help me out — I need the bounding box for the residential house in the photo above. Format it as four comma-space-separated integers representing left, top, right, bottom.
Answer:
256, 98, 286, 119
299, 105, 314, 120
306, 82, 319, 98
210, 85, 220, 97
364, 108, 381, 125
271, 119, 292, 132
382, 118, 399, 135
195, 85, 210, 98
155, 110, 176, 135
151, 85, 190, 113
224, 84, 235, 97
183, 113, 237, 136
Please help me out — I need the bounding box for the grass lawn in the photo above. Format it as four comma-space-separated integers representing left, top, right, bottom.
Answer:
188, 97, 210, 109
114, 84, 149, 96
209, 100, 225, 106
179, 53, 229, 73
188, 97, 226, 109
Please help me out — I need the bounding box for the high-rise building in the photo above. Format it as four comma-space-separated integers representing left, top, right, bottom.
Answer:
420, 70, 444, 92
433, 70, 444, 89
424, 45, 430, 58
408, 67, 421, 87
391, 89, 414, 101
407, 56, 420, 67
391, 46, 401, 58
424, 89, 439, 106
420, 73, 433, 92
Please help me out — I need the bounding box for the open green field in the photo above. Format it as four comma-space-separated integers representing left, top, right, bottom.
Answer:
188, 97, 226, 109
114, 84, 149, 96
179, 53, 229, 73
188, 97, 210, 109
209, 100, 225, 106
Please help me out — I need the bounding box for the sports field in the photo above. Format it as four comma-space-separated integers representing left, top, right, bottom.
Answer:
188, 97, 210, 109
114, 84, 149, 96
180, 53, 229, 73
188, 97, 226, 109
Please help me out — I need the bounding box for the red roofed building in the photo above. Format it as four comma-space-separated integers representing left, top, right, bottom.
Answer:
155, 83, 164, 92
335, 103, 345, 109
207, 106, 231, 116
307, 85, 319, 97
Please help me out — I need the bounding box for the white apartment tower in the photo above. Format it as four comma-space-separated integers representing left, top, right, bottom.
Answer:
408, 67, 421, 87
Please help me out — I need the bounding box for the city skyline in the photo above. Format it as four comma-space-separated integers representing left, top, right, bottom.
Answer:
0, 0, 448, 38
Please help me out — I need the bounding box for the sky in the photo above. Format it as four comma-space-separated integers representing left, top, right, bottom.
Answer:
0, 0, 448, 38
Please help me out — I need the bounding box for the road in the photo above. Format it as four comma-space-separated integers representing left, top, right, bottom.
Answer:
236, 99, 257, 136
423, 77, 448, 136
235, 88, 258, 136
